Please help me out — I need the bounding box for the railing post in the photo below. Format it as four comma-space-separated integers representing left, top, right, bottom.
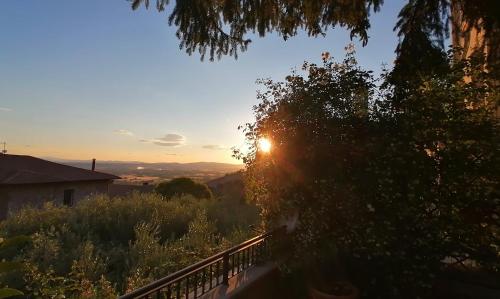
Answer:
222, 252, 229, 285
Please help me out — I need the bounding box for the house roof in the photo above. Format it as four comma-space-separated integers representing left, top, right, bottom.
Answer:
0, 154, 120, 185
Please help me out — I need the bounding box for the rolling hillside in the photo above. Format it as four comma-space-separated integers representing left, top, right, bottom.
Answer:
46, 158, 243, 184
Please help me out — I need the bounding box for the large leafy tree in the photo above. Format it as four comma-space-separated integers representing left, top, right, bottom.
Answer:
129, 0, 499, 69
238, 49, 499, 298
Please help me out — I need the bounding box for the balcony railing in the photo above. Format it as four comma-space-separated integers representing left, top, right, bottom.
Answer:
119, 226, 285, 299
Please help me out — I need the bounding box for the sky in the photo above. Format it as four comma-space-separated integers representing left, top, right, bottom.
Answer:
0, 0, 405, 164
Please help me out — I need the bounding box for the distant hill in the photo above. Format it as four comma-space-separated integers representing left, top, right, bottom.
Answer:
45, 158, 243, 184
207, 172, 245, 200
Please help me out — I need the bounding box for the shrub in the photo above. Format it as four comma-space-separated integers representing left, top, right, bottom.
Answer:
0, 192, 260, 296
156, 177, 213, 199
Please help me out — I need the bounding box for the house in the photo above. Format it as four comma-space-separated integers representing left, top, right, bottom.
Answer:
0, 154, 120, 219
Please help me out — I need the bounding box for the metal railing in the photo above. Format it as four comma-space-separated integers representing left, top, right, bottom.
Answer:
119, 226, 285, 299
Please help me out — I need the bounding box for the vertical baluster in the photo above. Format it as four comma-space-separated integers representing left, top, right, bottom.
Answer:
167, 285, 172, 299
256, 243, 260, 264
201, 268, 206, 294
254, 244, 258, 265
243, 250, 245, 270
185, 276, 189, 299
248, 247, 251, 267
244, 248, 248, 269
250, 247, 253, 267
256, 242, 260, 263
242, 250, 246, 270
193, 271, 197, 298
250, 245, 254, 266
262, 240, 266, 260
248, 246, 252, 267
216, 261, 220, 284
252, 245, 257, 265
176, 281, 181, 299
247, 248, 250, 268
222, 252, 229, 285
264, 240, 267, 260
240, 250, 244, 270
240, 251, 244, 271
252, 245, 255, 265
237, 251, 240, 273
262, 241, 265, 262
209, 264, 213, 289
240, 249, 245, 271
231, 254, 235, 276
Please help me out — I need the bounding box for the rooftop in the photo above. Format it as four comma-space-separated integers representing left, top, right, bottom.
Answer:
0, 154, 120, 185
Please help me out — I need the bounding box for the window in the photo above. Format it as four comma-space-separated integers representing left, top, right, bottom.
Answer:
63, 189, 75, 206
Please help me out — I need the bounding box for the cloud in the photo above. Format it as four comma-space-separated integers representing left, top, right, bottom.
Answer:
153, 134, 185, 146
202, 144, 227, 150
141, 134, 186, 147
0, 107, 12, 112
114, 129, 134, 136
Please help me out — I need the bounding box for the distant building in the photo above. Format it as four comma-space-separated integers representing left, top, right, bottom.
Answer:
0, 154, 120, 219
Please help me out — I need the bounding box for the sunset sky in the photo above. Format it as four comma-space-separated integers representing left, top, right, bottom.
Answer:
1, 0, 405, 164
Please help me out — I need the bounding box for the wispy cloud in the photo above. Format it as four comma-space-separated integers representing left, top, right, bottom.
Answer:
114, 129, 134, 136
141, 134, 186, 147
202, 144, 227, 150
0, 107, 12, 112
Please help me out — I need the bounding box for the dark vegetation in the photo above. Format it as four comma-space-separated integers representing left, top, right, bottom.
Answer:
155, 177, 213, 199
238, 49, 499, 298
129, 0, 498, 66
0, 193, 260, 298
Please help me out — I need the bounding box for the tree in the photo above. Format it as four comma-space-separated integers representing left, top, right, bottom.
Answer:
129, 0, 499, 69
129, 0, 382, 61
238, 49, 499, 298
155, 177, 213, 199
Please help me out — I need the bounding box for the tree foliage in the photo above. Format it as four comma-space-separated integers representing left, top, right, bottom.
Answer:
238, 48, 499, 298
129, 0, 383, 60
129, 0, 498, 69
155, 177, 213, 199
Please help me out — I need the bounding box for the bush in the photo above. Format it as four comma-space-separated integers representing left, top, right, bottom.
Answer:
0, 192, 260, 297
155, 177, 213, 199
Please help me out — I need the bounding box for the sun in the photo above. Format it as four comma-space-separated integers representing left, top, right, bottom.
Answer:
258, 137, 272, 153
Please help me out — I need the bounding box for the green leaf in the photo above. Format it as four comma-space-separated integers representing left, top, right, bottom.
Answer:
0, 288, 23, 298
0, 262, 22, 274
0, 236, 30, 250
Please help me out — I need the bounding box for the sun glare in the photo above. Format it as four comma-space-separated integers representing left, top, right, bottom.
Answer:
258, 138, 272, 153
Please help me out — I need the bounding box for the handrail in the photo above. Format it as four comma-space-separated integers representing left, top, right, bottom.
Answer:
119, 226, 285, 299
